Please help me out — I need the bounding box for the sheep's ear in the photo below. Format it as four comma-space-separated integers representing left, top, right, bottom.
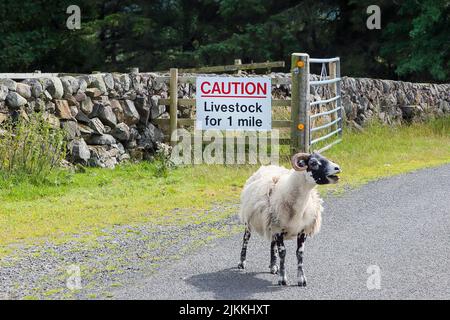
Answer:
291, 153, 310, 171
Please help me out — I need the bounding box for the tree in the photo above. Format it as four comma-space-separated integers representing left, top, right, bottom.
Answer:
0, 0, 103, 73
0, 0, 448, 83
381, 0, 450, 82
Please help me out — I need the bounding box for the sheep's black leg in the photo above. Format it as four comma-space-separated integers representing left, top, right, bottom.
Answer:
237, 228, 251, 269
269, 236, 278, 274
296, 232, 307, 287
275, 233, 287, 285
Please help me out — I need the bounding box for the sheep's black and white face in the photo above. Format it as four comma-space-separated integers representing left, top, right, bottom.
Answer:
296, 152, 341, 185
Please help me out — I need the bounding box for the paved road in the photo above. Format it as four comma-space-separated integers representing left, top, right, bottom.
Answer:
113, 165, 450, 299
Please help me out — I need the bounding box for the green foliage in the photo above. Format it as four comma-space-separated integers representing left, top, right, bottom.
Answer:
0, 113, 67, 185
0, 0, 103, 72
0, 0, 448, 82
381, 0, 450, 81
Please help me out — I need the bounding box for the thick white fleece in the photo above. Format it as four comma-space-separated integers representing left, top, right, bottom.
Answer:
239, 165, 323, 240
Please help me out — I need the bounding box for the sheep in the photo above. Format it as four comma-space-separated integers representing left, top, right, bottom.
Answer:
237, 152, 341, 286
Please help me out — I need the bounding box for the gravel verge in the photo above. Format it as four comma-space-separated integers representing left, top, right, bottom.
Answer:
0, 203, 241, 300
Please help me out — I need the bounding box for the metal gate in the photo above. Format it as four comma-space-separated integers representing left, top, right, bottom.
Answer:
291, 53, 343, 154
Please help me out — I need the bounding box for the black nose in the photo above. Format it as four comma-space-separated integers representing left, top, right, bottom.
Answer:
334, 166, 341, 173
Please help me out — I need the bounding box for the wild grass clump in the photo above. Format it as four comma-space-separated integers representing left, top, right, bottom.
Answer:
0, 113, 67, 185
152, 142, 175, 178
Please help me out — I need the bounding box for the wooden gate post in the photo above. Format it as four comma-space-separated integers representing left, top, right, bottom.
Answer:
169, 68, 178, 146
234, 59, 242, 75
291, 53, 310, 154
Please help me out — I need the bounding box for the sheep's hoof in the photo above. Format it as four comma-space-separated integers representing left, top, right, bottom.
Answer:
269, 265, 279, 274
298, 276, 307, 287
278, 279, 287, 286
237, 261, 246, 269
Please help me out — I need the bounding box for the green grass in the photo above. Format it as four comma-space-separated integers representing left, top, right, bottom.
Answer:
319, 117, 450, 192
0, 117, 449, 252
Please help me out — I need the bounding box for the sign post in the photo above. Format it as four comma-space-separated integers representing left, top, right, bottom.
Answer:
195, 77, 272, 131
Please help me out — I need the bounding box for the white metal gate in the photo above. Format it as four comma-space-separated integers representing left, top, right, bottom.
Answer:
309, 57, 343, 153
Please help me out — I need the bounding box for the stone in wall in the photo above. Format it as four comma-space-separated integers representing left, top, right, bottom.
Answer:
121, 100, 140, 125
6, 92, 27, 109
111, 122, 131, 141
68, 138, 90, 164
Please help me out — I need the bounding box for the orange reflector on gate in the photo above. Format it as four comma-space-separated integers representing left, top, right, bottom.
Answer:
297, 123, 305, 131
296, 61, 305, 68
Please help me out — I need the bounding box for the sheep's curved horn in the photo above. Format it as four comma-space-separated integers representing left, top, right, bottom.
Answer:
291, 153, 310, 171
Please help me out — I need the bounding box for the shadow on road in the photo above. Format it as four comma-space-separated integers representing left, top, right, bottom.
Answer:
185, 267, 282, 299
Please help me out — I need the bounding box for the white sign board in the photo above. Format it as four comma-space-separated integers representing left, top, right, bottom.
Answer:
196, 77, 271, 131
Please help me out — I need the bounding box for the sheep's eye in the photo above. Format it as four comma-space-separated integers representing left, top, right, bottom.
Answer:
308, 159, 320, 170
298, 160, 307, 168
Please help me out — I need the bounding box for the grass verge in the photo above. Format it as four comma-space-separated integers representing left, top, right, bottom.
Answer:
0, 117, 449, 253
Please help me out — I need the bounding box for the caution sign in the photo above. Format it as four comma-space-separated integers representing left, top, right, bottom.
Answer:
196, 77, 272, 131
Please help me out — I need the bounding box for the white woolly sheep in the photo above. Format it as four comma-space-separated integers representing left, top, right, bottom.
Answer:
237, 152, 341, 286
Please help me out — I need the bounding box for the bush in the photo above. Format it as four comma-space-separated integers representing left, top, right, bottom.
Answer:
0, 113, 67, 185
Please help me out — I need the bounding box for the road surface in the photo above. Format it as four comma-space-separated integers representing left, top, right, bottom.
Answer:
113, 165, 450, 299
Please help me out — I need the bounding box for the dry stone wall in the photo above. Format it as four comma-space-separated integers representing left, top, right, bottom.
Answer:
0, 73, 168, 168
0, 72, 448, 168
268, 73, 449, 126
